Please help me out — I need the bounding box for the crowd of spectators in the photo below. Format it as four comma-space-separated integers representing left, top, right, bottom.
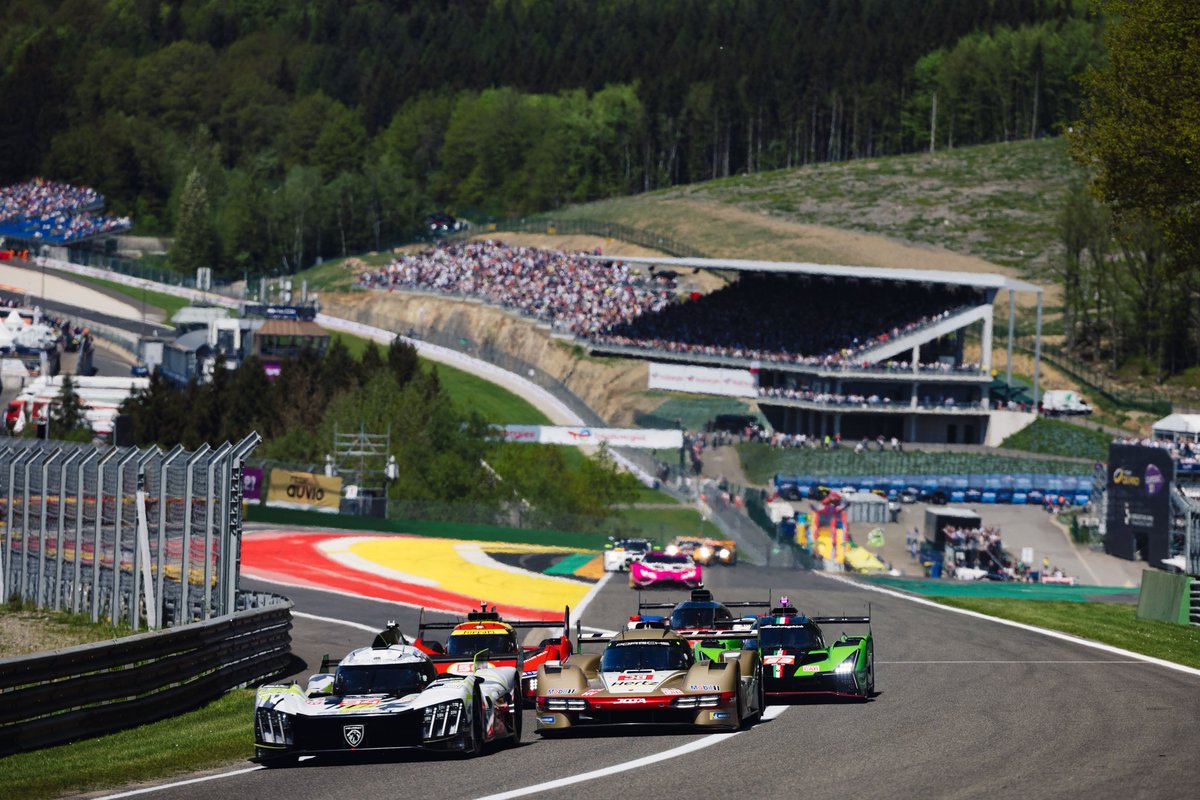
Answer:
355, 240, 676, 335
0, 179, 131, 243
357, 250, 989, 370
758, 384, 978, 410
592, 273, 987, 368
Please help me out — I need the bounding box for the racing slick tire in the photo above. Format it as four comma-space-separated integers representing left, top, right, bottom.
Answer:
864, 646, 876, 699
508, 689, 523, 747
463, 681, 486, 757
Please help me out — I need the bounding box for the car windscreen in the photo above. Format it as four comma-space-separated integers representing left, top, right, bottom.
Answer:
671, 604, 732, 629
758, 626, 822, 651
600, 640, 693, 672
644, 554, 690, 565
623, 541, 651, 552
445, 633, 517, 657
336, 664, 431, 695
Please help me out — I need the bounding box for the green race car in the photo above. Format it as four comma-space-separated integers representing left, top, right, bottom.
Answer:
756, 596, 875, 701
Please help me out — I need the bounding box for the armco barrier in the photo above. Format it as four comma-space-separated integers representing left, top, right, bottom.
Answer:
1136, 569, 1192, 626
0, 591, 291, 756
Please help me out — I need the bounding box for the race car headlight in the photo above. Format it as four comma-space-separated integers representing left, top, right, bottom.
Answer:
544, 698, 588, 711
255, 708, 294, 745
673, 694, 722, 708
698, 546, 712, 559
718, 548, 730, 559
423, 699, 464, 740
835, 655, 857, 674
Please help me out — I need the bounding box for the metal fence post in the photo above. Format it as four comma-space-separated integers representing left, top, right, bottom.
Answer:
156, 445, 186, 628
52, 449, 83, 611
179, 445, 211, 626
90, 448, 119, 623
130, 446, 160, 632
72, 449, 102, 614
226, 434, 261, 616
35, 447, 63, 607
203, 442, 233, 621
109, 448, 138, 628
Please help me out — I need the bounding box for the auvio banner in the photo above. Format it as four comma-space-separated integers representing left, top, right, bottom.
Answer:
266, 469, 343, 513
647, 362, 757, 398
500, 425, 683, 449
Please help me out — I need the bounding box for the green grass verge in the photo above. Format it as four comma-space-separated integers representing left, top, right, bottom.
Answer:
71, 274, 192, 322
999, 417, 1112, 461
0, 688, 254, 800
931, 597, 1200, 669
432, 361, 551, 424
327, 331, 550, 424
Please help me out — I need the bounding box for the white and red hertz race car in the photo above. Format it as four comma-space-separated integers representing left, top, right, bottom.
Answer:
628, 550, 703, 589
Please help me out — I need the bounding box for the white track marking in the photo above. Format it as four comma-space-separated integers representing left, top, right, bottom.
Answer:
93, 766, 264, 799
292, 611, 386, 634
472, 708, 788, 800
572, 570, 612, 621
814, 571, 1200, 678
879, 659, 1144, 664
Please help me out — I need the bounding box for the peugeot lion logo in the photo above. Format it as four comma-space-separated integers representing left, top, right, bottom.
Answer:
343, 724, 365, 747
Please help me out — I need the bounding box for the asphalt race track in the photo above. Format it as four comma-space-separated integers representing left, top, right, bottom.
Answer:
101, 563, 1200, 800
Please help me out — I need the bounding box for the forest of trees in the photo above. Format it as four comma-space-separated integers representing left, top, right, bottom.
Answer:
117, 337, 640, 526
0, 0, 1100, 277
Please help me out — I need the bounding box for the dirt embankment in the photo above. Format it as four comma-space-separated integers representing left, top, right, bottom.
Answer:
323, 290, 658, 425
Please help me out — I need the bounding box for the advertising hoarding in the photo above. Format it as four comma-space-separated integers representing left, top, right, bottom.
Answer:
500, 425, 683, 449
266, 469, 343, 513
647, 362, 757, 398
1104, 443, 1173, 566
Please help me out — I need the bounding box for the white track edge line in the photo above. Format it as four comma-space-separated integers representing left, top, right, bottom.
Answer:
93, 765, 264, 799
814, 571, 1200, 678
291, 611, 383, 634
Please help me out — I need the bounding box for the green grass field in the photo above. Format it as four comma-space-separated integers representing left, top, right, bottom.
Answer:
999, 417, 1113, 461
70, 274, 193, 322
932, 597, 1200, 669
327, 330, 550, 424
0, 689, 254, 800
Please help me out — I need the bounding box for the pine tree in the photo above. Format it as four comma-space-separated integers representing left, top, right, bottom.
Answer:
52, 374, 87, 436
172, 167, 218, 277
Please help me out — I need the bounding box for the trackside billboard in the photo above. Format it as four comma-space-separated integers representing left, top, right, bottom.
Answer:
648, 362, 757, 398
1104, 443, 1173, 566
500, 425, 682, 449
266, 469, 343, 513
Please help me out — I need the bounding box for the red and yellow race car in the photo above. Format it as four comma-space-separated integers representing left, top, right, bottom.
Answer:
411, 603, 573, 698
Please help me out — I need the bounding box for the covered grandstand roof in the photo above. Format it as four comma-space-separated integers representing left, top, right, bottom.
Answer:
588, 255, 1041, 293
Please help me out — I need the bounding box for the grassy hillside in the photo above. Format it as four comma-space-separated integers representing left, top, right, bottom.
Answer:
551, 137, 1076, 276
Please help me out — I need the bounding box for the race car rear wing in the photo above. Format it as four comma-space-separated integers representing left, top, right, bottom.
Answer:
636, 588, 772, 613
417, 605, 571, 637
811, 606, 872, 635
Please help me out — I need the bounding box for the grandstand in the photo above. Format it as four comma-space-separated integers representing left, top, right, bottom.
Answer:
0, 179, 131, 245
585, 255, 1043, 446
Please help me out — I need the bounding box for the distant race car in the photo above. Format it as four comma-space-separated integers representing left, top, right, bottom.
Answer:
755, 596, 875, 701
603, 537, 654, 572
630, 589, 767, 661
534, 627, 763, 733
667, 536, 737, 566
253, 643, 521, 766
628, 551, 702, 589
410, 603, 572, 697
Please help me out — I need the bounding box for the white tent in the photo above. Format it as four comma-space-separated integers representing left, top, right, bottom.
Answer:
4, 309, 25, 329
0, 324, 13, 348
1152, 414, 1200, 441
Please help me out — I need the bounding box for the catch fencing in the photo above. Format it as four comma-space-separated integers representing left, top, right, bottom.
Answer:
0, 433, 261, 631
